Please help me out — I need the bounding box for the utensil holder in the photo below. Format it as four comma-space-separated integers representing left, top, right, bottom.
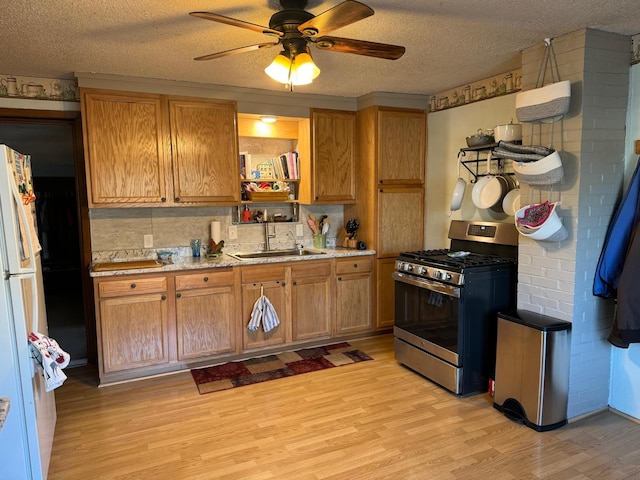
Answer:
313, 234, 326, 249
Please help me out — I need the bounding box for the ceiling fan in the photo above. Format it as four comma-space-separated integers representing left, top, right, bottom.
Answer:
190, 0, 405, 88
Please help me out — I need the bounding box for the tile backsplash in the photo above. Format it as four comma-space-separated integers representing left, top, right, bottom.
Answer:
90, 205, 344, 262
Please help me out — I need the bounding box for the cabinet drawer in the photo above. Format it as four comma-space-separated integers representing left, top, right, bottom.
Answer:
175, 269, 234, 290
98, 276, 167, 298
241, 265, 286, 284
336, 257, 373, 275
290, 260, 331, 278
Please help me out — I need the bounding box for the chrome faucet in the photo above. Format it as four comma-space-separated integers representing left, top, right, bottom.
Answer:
287, 230, 303, 254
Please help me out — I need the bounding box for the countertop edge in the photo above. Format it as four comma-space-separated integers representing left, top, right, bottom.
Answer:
90, 249, 377, 277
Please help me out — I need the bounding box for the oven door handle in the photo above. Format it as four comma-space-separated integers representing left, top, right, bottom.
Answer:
392, 272, 460, 298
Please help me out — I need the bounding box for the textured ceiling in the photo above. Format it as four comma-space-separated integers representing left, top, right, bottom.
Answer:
2, 0, 640, 98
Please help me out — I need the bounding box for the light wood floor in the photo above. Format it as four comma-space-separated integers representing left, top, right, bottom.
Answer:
49, 334, 640, 480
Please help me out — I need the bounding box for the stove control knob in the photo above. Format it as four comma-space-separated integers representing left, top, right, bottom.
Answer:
433, 270, 441, 279
403, 263, 413, 272
443, 273, 452, 281
417, 266, 427, 275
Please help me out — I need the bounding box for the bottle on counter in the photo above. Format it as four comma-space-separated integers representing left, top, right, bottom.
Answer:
241, 205, 252, 223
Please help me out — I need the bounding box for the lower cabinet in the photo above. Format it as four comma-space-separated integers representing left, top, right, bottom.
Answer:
96, 275, 170, 375
93, 255, 374, 384
376, 258, 397, 330
240, 265, 288, 350
175, 269, 237, 360
291, 261, 332, 341
336, 257, 374, 335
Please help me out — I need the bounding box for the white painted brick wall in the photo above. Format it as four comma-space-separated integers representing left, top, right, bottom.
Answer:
517, 29, 630, 418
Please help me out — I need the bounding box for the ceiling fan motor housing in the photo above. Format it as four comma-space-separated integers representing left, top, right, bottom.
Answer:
269, 7, 315, 55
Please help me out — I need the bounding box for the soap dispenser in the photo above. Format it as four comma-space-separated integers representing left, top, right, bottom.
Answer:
241, 205, 252, 223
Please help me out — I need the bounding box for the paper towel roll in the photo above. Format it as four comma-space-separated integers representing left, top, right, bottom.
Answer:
211, 221, 221, 243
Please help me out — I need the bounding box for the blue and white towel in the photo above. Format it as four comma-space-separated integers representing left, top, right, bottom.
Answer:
247, 286, 280, 333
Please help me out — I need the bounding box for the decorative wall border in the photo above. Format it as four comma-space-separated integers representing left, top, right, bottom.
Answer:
427, 68, 522, 113
0, 74, 78, 101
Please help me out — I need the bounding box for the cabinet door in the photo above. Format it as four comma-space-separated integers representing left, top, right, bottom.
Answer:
309, 109, 356, 203
336, 272, 373, 335
378, 186, 424, 257
99, 293, 169, 373
242, 280, 287, 350
291, 275, 331, 341
376, 258, 396, 330
377, 108, 426, 184
81, 90, 169, 206
176, 286, 235, 360
168, 98, 240, 204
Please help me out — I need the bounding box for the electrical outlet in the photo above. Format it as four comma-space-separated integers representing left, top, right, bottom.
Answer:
228, 225, 238, 240
143, 234, 153, 248
296, 224, 304, 237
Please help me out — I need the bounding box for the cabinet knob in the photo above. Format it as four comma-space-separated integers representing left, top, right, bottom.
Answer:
281, 282, 286, 287
161, 197, 166, 202
338, 277, 342, 281
203, 277, 209, 282
293, 281, 297, 286
161, 295, 166, 301
379, 189, 384, 193
175, 197, 180, 202
379, 179, 384, 184
315, 196, 319, 200
176, 293, 181, 299
353, 263, 358, 268
130, 283, 136, 289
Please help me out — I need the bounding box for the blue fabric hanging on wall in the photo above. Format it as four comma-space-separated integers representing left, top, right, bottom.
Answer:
593, 157, 640, 298
593, 156, 640, 347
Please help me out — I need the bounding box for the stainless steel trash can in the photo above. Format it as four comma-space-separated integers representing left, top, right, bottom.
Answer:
493, 310, 571, 431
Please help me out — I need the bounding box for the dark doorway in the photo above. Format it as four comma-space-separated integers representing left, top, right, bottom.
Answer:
0, 110, 95, 366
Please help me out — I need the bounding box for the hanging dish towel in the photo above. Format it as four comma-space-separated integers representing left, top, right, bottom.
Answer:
247, 285, 281, 333
28, 332, 70, 392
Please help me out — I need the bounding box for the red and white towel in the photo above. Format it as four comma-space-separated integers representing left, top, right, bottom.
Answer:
28, 332, 70, 392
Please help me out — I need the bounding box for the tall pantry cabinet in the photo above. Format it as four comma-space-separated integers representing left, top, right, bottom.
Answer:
345, 106, 426, 330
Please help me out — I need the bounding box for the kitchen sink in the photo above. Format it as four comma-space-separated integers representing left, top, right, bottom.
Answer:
228, 249, 326, 260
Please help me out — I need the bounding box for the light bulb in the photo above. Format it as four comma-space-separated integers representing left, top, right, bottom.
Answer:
265, 54, 292, 84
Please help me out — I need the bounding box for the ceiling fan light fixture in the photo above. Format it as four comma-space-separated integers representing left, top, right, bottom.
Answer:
265, 53, 293, 84
292, 52, 320, 85
260, 115, 278, 123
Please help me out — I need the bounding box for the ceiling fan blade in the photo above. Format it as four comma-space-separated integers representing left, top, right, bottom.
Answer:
314, 36, 405, 60
194, 42, 280, 61
190, 12, 283, 37
298, 1, 374, 37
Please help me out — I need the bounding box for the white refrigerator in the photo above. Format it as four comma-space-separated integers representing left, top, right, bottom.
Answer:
0, 144, 56, 479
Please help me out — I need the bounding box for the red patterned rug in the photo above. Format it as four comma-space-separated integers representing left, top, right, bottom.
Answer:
191, 342, 373, 395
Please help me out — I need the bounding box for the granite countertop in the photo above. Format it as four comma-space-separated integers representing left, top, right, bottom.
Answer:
90, 248, 377, 277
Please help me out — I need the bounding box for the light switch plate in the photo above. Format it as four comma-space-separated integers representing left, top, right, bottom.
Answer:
143, 234, 153, 248
296, 224, 304, 237
228, 226, 238, 240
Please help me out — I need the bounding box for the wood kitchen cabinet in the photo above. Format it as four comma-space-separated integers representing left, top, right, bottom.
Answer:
291, 261, 332, 341
174, 269, 238, 360
240, 260, 334, 351
81, 90, 169, 205
376, 258, 397, 330
81, 88, 240, 207
240, 265, 288, 350
298, 108, 357, 204
335, 256, 374, 335
344, 105, 426, 330
95, 274, 171, 377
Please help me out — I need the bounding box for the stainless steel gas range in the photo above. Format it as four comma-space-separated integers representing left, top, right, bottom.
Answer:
393, 220, 518, 396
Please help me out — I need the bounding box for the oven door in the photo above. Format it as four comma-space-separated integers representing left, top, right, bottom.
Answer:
392, 271, 461, 366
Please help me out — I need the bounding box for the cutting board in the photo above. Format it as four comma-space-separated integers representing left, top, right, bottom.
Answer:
92, 259, 164, 272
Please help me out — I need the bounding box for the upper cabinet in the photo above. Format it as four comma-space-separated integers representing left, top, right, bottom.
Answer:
168, 98, 240, 204
81, 90, 169, 206
80, 88, 240, 207
302, 108, 356, 204
377, 108, 426, 185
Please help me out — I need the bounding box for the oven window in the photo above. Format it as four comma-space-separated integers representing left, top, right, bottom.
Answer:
395, 280, 460, 353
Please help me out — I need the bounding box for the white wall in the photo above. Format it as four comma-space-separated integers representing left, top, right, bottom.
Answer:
425, 94, 518, 248
609, 62, 640, 419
